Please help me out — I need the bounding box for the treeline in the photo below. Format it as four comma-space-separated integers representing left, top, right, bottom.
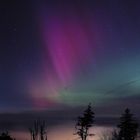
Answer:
74, 104, 139, 140
0, 104, 139, 140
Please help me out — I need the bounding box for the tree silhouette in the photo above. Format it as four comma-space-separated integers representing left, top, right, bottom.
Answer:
99, 129, 119, 140
0, 132, 15, 140
111, 130, 119, 140
29, 120, 47, 140
74, 104, 95, 140
117, 108, 139, 140
99, 130, 113, 140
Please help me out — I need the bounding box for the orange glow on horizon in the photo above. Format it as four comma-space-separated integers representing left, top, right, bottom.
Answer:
11, 125, 113, 140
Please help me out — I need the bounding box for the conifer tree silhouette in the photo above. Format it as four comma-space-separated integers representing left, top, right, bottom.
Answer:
117, 108, 139, 140
74, 104, 95, 140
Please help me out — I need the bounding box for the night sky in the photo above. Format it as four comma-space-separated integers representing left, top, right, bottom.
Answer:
0, 0, 140, 116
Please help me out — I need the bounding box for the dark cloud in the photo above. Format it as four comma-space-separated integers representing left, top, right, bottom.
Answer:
0, 104, 139, 131
0, 109, 115, 131
95, 95, 140, 118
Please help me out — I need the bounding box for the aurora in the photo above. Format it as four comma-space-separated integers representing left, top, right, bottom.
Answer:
0, 0, 140, 114
27, 0, 140, 110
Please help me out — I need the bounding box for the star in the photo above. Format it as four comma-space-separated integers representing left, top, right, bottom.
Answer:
13, 28, 17, 32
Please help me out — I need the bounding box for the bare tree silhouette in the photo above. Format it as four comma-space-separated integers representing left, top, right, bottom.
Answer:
99, 129, 119, 140
29, 120, 47, 140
